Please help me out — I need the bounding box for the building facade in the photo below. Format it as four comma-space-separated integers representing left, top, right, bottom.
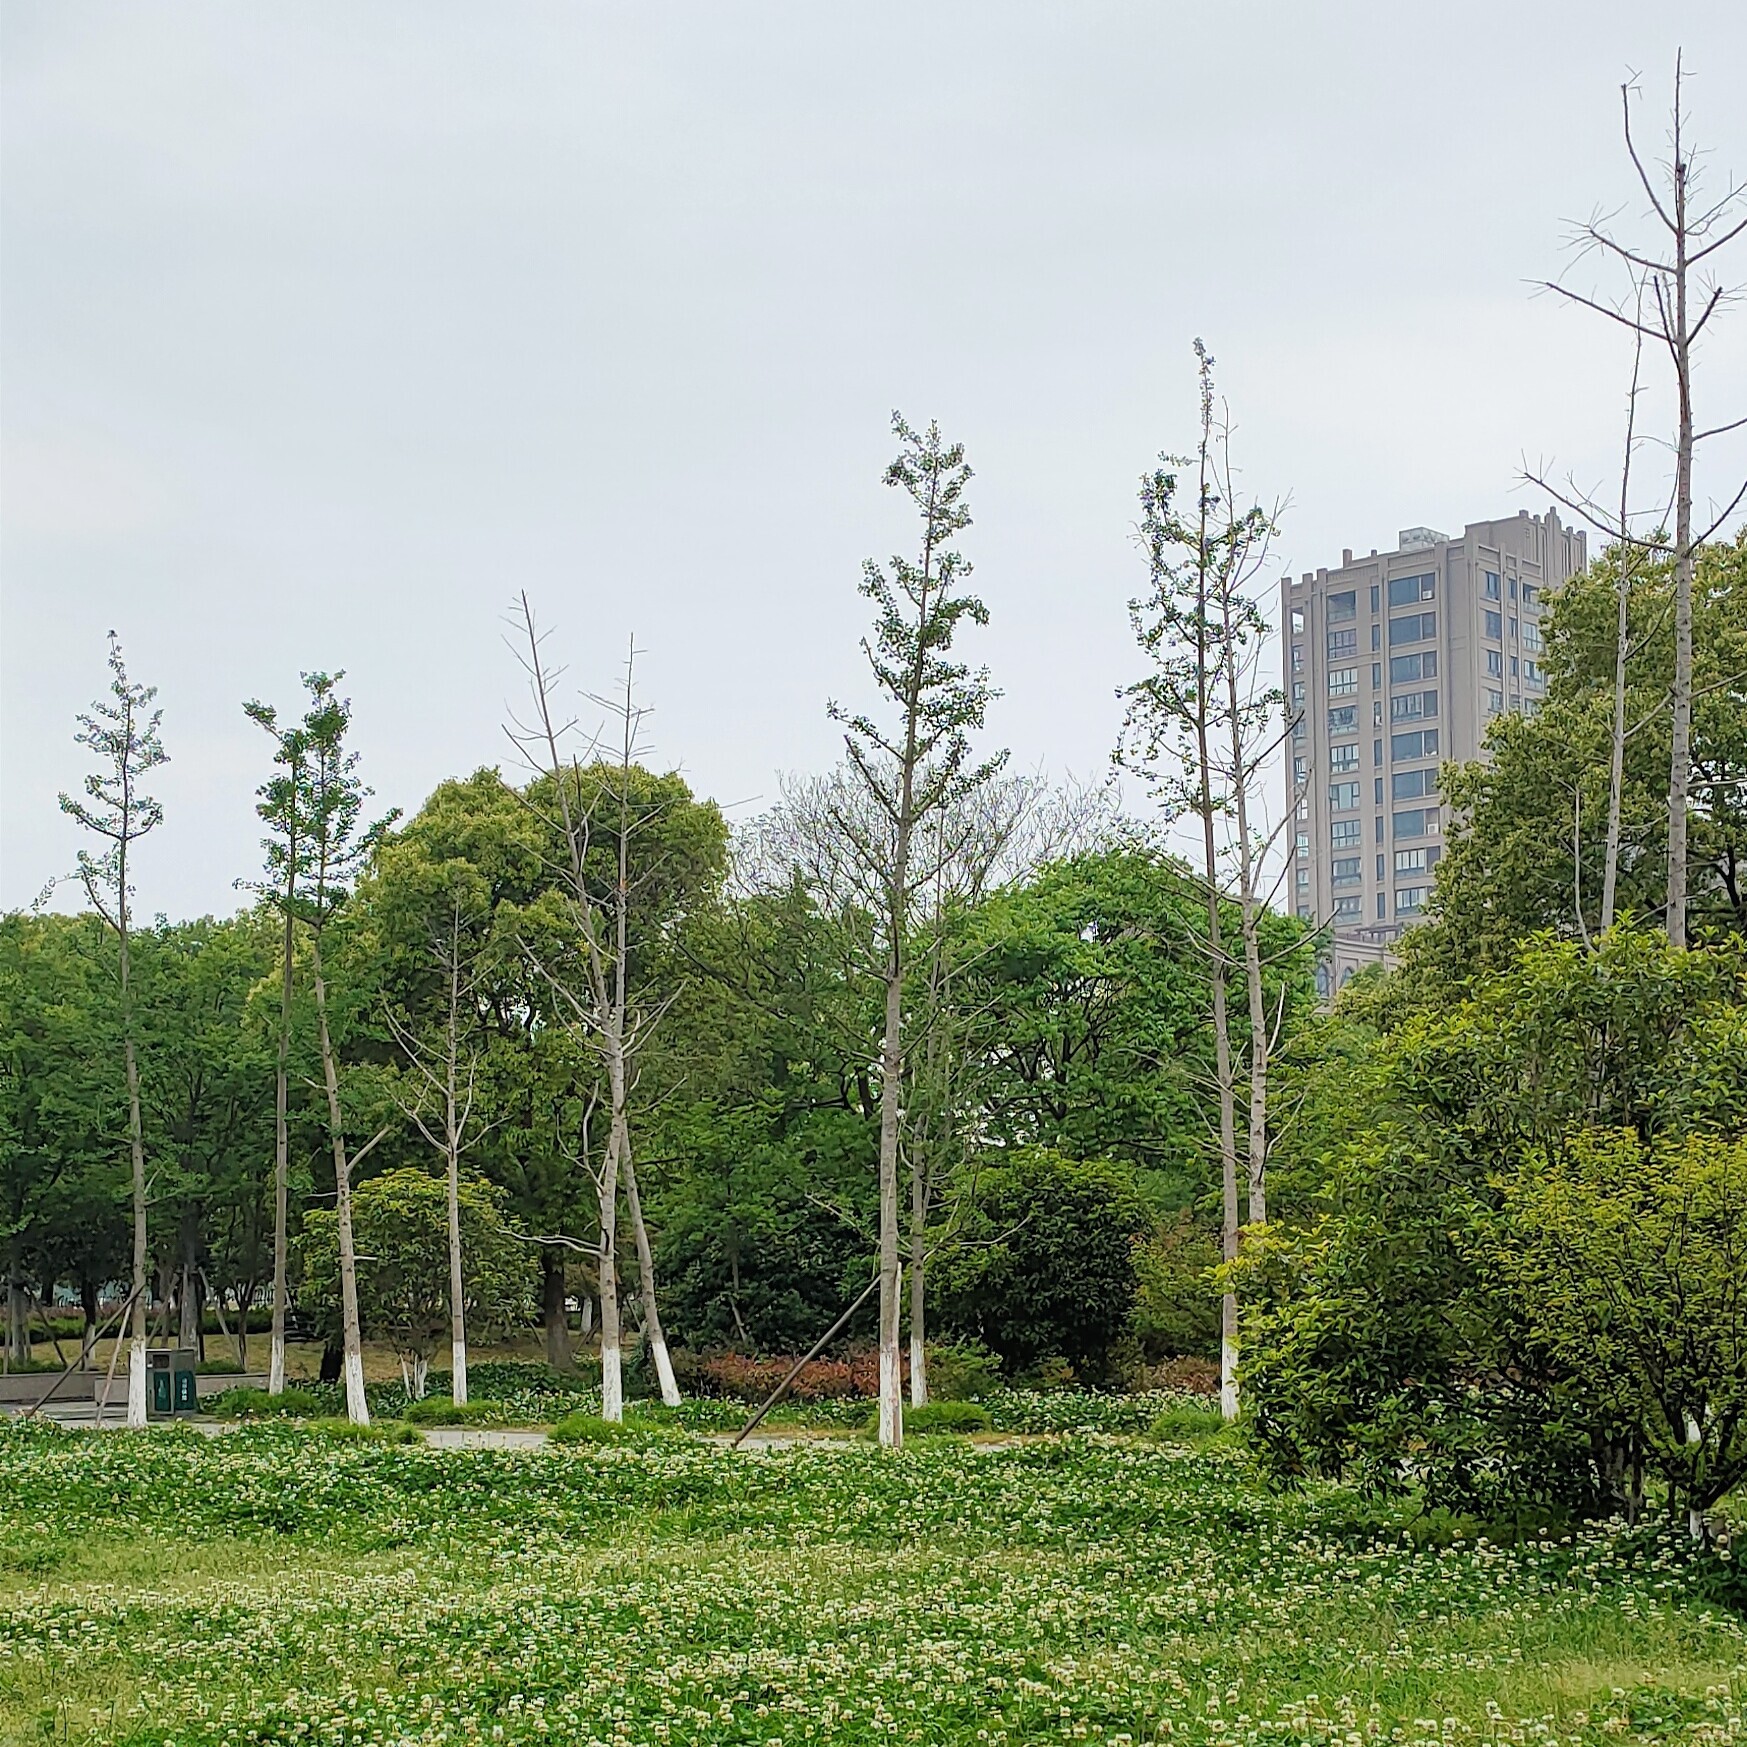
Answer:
1281, 509, 1587, 996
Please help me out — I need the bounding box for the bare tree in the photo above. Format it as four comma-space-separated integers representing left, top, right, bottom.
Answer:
1117, 342, 1297, 1421
830, 414, 1004, 1448
59, 634, 167, 1430
383, 887, 492, 1404
508, 610, 684, 1417
1536, 57, 1747, 948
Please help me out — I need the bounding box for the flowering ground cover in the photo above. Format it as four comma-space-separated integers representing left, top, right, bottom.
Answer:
0, 1421, 1743, 1747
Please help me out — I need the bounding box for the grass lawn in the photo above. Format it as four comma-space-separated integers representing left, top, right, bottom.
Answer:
0, 1421, 1743, 1746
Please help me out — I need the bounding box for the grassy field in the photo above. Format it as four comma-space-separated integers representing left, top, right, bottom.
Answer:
1, 1419, 1743, 1747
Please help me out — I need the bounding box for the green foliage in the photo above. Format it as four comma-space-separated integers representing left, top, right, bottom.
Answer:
400, 1396, 499, 1426
1239, 927, 1747, 1519
1148, 1401, 1229, 1444
933, 1148, 1152, 1382
2, 1426, 1742, 1734
548, 1409, 679, 1446
298, 1169, 534, 1367
867, 1399, 992, 1437
1490, 1129, 1747, 1516
209, 1386, 326, 1419
922, 1340, 1004, 1401
1400, 536, 1747, 993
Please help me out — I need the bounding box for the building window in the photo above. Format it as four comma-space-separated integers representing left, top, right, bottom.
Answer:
1393, 808, 1429, 838
1371, 661, 1382, 688
1510, 655, 1519, 678
1391, 728, 1439, 760
1388, 573, 1436, 606
1327, 590, 1357, 623
1525, 659, 1543, 685
1373, 700, 1384, 727
1329, 781, 1361, 811
1292, 680, 1306, 705
1523, 621, 1542, 652
1329, 742, 1359, 773
1331, 820, 1362, 849
1299, 904, 1315, 922
1290, 607, 1305, 634
1509, 617, 1518, 641
1328, 628, 1358, 658
1486, 688, 1504, 715
1331, 856, 1362, 885
1371, 622, 1381, 652
1394, 847, 1429, 874
1296, 832, 1310, 859
1390, 689, 1438, 722
1523, 584, 1539, 607
1524, 697, 1541, 718
1373, 738, 1383, 767
1333, 896, 1363, 921
1389, 611, 1436, 645
1293, 756, 1308, 785
1486, 648, 1504, 677
1389, 651, 1437, 683
1484, 571, 1501, 601
1484, 609, 1502, 639
1376, 893, 1386, 919
1295, 866, 1310, 888
1292, 715, 1306, 741
1509, 576, 1518, 600
1392, 768, 1434, 801
1369, 583, 1380, 613
1328, 667, 1359, 696
1395, 887, 1428, 916
1329, 706, 1358, 733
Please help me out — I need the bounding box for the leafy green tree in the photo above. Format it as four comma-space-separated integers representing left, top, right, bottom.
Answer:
295, 674, 398, 1423
242, 689, 314, 1392
1238, 928, 1747, 1517
1403, 536, 1747, 995
831, 414, 1004, 1446
1491, 1129, 1747, 1534
933, 1148, 1152, 1383
300, 1168, 533, 1399
58, 634, 167, 1426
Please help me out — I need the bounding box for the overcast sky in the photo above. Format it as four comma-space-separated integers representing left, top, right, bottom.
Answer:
5, 2, 1746, 919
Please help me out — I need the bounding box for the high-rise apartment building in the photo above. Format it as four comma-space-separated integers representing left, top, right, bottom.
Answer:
1281, 509, 1587, 994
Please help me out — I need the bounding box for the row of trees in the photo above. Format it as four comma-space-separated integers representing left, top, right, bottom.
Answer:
9, 394, 1313, 1439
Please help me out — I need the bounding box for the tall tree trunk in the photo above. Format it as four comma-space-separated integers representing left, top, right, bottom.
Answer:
443, 967, 468, 1408
309, 932, 368, 1425
621, 1142, 680, 1406
1201, 824, 1240, 1423
268, 874, 295, 1394
1665, 95, 1695, 949
908, 1147, 928, 1408
876, 965, 905, 1449
121, 908, 149, 1429
541, 1251, 572, 1371
597, 1166, 622, 1420
1601, 554, 1632, 930
80, 1277, 99, 1369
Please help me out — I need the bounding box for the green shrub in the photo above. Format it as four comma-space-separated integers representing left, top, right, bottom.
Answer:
925, 1341, 1003, 1402
195, 1360, 245, 1376
1148, 1402, 1228, 1445
866, 1400, 993, 1438
209, 1386, 325, 1420
402, 1396, 496, 1426
305, 1417, 421, 1443
549, 1411, 643, 1446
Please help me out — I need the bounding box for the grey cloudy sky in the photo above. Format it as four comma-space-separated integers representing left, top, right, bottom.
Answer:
5, 2, 1746, 919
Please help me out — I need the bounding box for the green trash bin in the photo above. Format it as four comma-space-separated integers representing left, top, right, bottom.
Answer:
146, 1348, 199, 1419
